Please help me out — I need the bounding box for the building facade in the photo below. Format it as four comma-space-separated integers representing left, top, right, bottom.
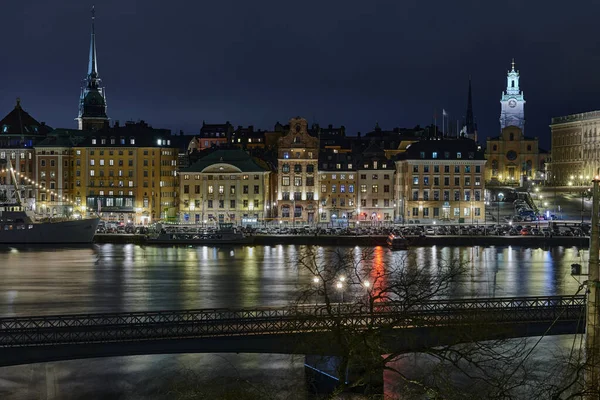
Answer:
485, 126, 543, 183
356, 142, 395, 224
179, 149, 271, 226
549, 111, 600, 185
500, 60, 525, 132
0, 99, 52, 210
318, 151, 356, 226
277, 117, 319, 225
396, 139, 486, 224
71, 122, 178, 224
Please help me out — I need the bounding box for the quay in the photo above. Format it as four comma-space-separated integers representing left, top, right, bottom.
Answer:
93, 234, 590, 248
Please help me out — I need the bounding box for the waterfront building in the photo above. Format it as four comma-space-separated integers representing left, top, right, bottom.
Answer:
395, 139, 486, 224
277, 117, 320, 225
0, 99, 52, 210
179, 148, 271, 226
485, 60, 547, 184
549, 111, 600, 185
34, 129, 79, 217
71, 121, 178, 224
76, 8, 109, 131
356, 141, 395, 224
318, 151, 357, 226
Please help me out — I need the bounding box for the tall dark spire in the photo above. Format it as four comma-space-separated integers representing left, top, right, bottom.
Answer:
87, 6, 99, 88
464, 77, 476, 139
77, 6, 108, 131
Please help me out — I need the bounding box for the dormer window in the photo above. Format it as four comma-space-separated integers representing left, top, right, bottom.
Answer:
457, 152, 462, 159
91, 137, 96, 145
110, 137, 116, 145
101, 138, 106, 145
130, 137, 135, 145
2, 126, 7, 133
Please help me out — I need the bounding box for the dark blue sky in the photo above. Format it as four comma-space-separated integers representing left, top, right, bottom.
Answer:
2, 0, 600, 149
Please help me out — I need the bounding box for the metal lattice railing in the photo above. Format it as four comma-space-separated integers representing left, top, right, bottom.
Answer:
0, 295, 586, 348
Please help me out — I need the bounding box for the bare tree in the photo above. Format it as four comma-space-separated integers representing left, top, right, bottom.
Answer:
289, 246, 584, 399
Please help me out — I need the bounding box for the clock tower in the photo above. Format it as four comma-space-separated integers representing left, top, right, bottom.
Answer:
500, 59, 525, 132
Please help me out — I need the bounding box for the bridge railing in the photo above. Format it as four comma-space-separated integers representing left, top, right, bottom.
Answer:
0, 295, 586, 347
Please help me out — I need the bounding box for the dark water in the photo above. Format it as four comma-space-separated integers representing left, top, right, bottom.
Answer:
0, 244, 589, 399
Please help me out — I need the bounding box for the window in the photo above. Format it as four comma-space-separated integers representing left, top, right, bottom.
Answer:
331, 185, 336, 193
434, 177, 439, 186
372, 174, 378, 180
128, 180, 133, 187
208, 200, 213, 208
420, 152, 425, 159
475, 165, 481, 173
109, 159, 114, 166
294, 177, 302, 186
340, 184, 346, 193
433, 190, 440, 201
361, 199, 367, 207
306, 164, 314, 173
40, 160, 46, 167
306, 192, 314, 200
360, 174, 367, 180
454, 207, 460, 217
465, 177, 471, 186
283, 152, 289, 159
282, 206, 290, 217
243, 185, 248, 194
432, 152, 438, 159
457, 152, 462, 159
412, 190, 419, 201
384, 185, 390, 193
475, 207, 481, 216
360, 184, 367, 193
349, 184, 354, 193
412, 207, 419, 217
475, 176, 481, 186
444, 165, 450, 173
282, 164, 290, 173
444, 190, 450, 201
306, 177, 314, 186
464, 207, 471, 216
230, 186, 235, 194
413, 176, 419, 185
474, 190, 481, 201
423, 207, 429, 217
219, 185, 224, 194
372, 199, 378, 207
454, 190, 460, 201
254, 185, 259, 194
413, 165, 419, 173
444, 177, 449, 185
423, 177, 429, 185
321, 184, 327, 193
184, 185, 190, 194
282, 176, 290, 186
454, 177, 460, 186
208, 185, 214, 194
383, 174, 390, 179
219, 200, 224, 208
423, 165, 429, 173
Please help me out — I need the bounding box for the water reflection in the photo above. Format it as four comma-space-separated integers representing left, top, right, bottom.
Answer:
0, 244, 587, 317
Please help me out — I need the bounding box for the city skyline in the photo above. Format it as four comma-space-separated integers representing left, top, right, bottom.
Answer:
4, 1, 600, 148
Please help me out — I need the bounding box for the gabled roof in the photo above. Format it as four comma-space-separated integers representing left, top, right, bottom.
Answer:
0, 99, 52, 136
182, 149, 268, 173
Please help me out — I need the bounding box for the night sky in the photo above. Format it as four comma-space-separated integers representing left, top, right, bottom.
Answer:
3, 1, 600, 149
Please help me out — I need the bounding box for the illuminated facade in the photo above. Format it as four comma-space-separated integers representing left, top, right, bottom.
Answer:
396, 139, 486, 224
0, 99, 52, 210
179, 149, 271, 225
277, 117, 319, 225
318, 152, 357, 226
357, 142, 395, 223
549, 111, 600, 185
70, 122, 178, 224
500, 60, 525, 132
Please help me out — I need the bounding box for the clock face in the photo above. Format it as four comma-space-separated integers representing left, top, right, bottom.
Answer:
508, 99, 517, 108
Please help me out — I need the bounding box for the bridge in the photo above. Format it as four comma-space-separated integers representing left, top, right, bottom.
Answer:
0, 295, 587, 367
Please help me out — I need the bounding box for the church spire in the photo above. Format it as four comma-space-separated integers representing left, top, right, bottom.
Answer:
463, 77, 477, 141
77, 6, 108, 131
87, 6, 99, 89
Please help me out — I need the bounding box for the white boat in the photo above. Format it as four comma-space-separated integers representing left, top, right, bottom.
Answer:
0, 205, 100, 244
147, 222, 254, 245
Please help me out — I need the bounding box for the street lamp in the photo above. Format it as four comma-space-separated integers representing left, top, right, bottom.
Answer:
336, 280, 344, 303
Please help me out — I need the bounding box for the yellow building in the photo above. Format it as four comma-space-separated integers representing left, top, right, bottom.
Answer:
318, 151, 357, 226
69, 122, 178, 224
395, 139, 486, 224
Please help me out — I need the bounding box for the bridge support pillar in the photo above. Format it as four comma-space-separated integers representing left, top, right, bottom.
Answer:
304, 354, 383, 395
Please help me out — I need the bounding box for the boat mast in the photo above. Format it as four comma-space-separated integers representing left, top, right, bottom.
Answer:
6, 158, 23, 207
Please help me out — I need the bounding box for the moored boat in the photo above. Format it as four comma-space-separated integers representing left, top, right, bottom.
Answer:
147, 222, 254, 245
386, 233, 408, 250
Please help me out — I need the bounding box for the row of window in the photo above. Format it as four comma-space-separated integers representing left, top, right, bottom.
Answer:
409, 207, 482, 217
281, 176, 315, 186
282, 151, 315, 159
183, 185, 261, 195
281, 164, 316, 173
190, 199, 260, 209
412, 165, 481, 173
410, 189, 482, 201
418, 151, 476, 159
320, 184, 392, 194
182, 174, 261, 180
412, 176, 482, 186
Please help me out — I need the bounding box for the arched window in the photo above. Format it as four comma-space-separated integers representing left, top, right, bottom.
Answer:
282, 164, 290, 173
511, 80, 515, 88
